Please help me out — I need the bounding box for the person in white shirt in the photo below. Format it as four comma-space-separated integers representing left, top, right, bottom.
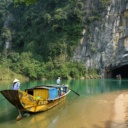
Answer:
56, 77, 61, 85
12, 79, 20, 90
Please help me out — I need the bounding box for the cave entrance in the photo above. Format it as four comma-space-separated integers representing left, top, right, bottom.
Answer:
111, 65, 128, 79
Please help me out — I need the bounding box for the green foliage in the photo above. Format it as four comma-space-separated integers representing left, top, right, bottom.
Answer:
9, 52, 41, 79
1, 51, 93, 79
100, 0, 110, 7
1, 28, 12, 41
88, 68, 99, 75
0, 0, 101, 80
44, 13, 51, 24
86, 9, 101, 24
0, 64, 28, 81
14, 0, 38, 6
90, 42, 97, 53
7, 0, 84, 61
0, 0, 12, 29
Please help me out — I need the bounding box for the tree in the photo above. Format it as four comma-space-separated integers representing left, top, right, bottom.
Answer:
14, 0, 38, 5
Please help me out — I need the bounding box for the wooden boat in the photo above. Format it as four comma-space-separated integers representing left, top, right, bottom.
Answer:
0, 85, 70, 113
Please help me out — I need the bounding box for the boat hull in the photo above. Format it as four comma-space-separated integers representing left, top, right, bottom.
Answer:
1, 89, 70, 113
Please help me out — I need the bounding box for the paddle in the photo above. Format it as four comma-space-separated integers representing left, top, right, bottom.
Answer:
61, 84, 80, 96
16, 109, 22, 121
70, 89, 80, 96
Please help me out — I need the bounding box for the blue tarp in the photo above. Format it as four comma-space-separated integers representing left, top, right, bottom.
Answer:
48, 88, 58, 99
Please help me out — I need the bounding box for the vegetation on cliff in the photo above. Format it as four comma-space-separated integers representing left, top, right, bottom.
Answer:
0, 0, 109, 80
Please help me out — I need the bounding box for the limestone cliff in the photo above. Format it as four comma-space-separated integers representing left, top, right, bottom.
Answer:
73, 0, 128, 77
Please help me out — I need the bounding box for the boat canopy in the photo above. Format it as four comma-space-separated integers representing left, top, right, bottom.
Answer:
25, 85, 67, 100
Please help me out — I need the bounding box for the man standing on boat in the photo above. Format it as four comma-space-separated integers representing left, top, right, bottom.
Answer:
12, 79, 20, 90
56, 77, 61, 85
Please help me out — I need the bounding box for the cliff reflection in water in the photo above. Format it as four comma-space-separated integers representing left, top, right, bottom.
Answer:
66, 79, 124, 95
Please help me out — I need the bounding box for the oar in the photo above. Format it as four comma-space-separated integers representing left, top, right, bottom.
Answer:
15, 103, 22, 121
16, 109, 22, 121
60, 84, 80, 96
70, 89, 80, 96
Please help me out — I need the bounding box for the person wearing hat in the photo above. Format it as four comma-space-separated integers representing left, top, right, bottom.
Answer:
12, 79, 20, 90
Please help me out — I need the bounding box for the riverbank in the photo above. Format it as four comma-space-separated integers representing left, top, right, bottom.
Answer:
0, 67, 29, 81
111, 92, 128, 128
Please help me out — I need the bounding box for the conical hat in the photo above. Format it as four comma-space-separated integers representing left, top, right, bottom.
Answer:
13, 79, 19, 83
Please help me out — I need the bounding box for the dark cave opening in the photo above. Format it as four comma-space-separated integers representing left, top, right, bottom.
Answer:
112, 65, 128, 79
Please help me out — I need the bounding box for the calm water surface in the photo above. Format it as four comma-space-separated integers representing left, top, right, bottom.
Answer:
0, 79, 128, 128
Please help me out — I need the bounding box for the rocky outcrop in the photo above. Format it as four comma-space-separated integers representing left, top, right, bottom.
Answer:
3, 13, 14, 50
73, 0, 128, 77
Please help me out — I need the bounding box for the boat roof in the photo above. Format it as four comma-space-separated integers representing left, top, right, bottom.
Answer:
26, 84, 67, 90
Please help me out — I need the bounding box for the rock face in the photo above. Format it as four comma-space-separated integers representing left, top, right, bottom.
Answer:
73, 0, 128, 77
3, 13, 13, 50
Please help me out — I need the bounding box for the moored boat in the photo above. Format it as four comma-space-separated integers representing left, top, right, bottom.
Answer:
0, 85, 70, 113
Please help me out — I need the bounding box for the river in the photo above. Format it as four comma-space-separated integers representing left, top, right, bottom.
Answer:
0, 79, 128, 128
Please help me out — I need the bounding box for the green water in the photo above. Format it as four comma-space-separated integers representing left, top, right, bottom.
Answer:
0, 79, 128, 128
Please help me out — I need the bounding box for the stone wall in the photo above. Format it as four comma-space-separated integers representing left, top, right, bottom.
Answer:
73, 0, 128, 77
